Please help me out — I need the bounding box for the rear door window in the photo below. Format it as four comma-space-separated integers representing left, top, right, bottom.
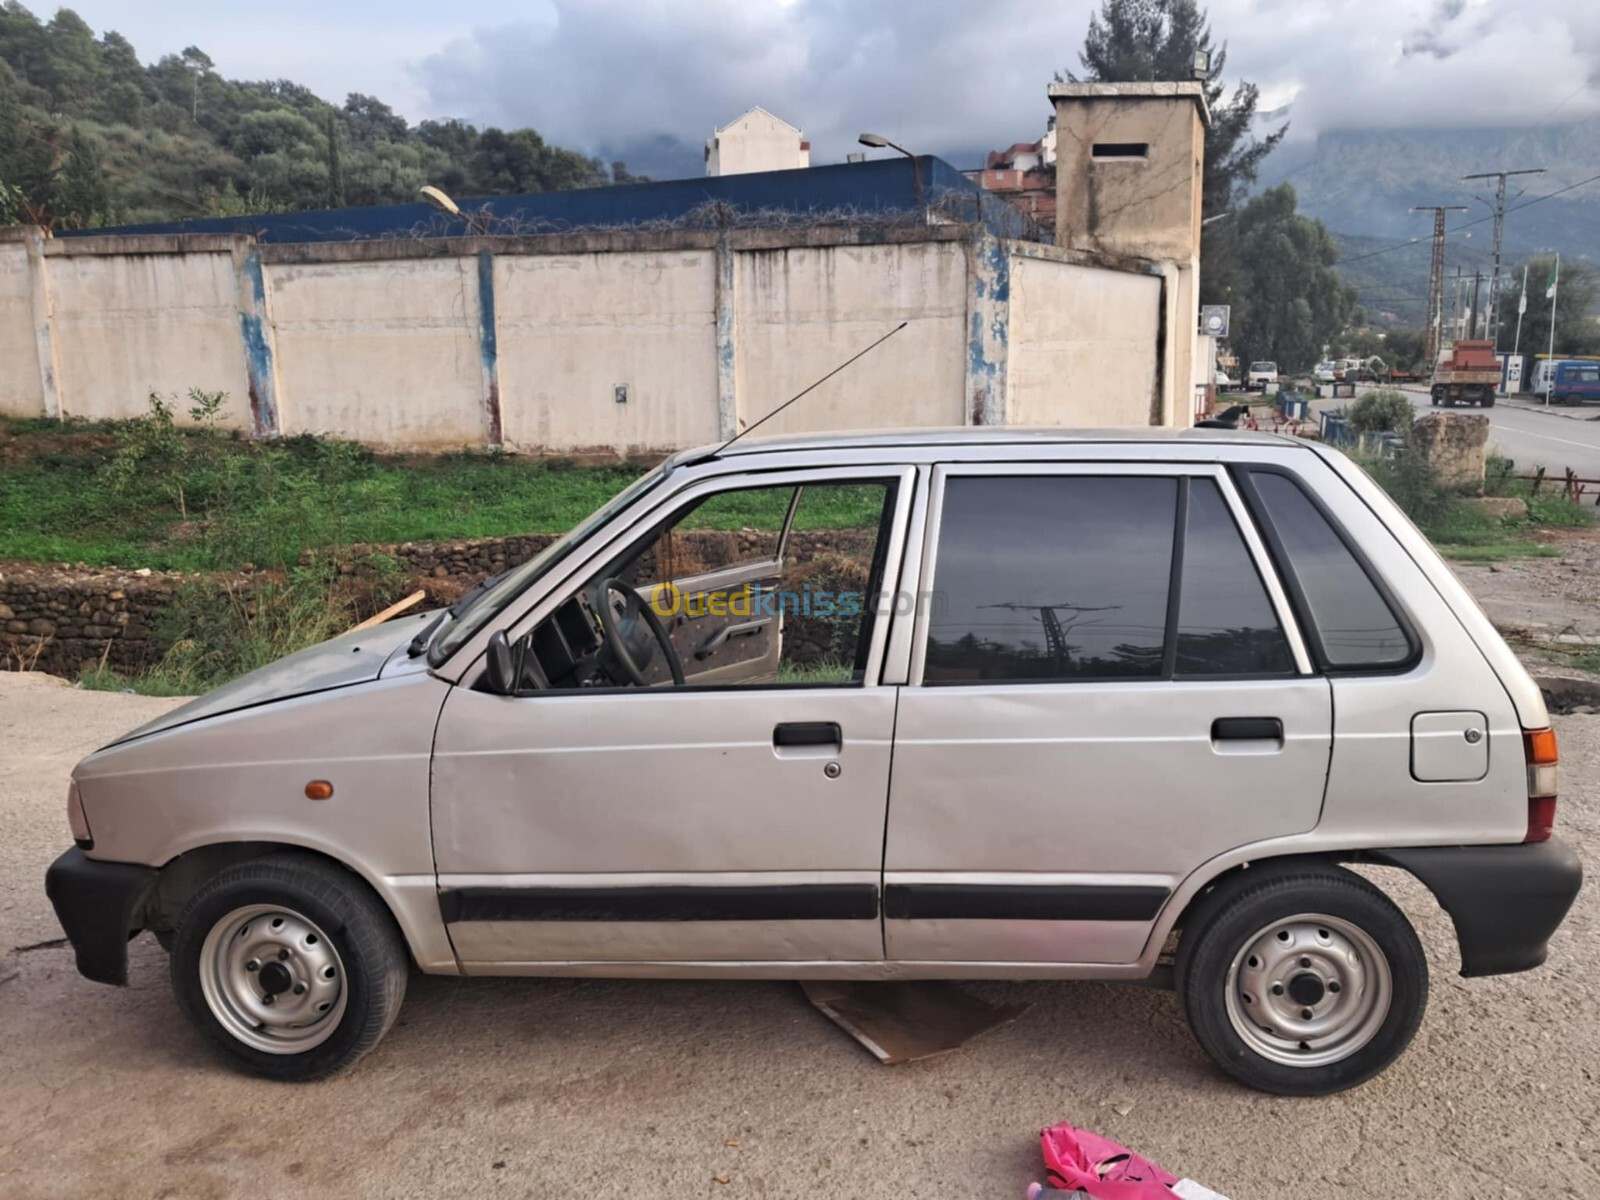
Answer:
923, 476, 1176, 682
1245, 470, 1414, 669
1176, 480, 1294, 676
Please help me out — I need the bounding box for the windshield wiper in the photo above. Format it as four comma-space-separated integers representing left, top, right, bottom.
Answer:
406, 613, 446, 658
406, 571, 507, 658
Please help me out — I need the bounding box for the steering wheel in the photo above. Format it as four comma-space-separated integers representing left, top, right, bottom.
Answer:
594, 577, 686, 687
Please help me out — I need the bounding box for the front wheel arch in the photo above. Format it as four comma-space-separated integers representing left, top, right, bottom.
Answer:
145, 842, 418, 970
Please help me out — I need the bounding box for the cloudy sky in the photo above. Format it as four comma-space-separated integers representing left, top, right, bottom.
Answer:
61, 0, 1600, 177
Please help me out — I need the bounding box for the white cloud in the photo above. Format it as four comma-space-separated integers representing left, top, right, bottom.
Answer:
43, 0, 1600, 176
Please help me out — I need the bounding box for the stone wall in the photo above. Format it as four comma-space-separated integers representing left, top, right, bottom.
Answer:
1411, 412, 1489, 492
0, 563, 176, 677
2, 526, 879, 681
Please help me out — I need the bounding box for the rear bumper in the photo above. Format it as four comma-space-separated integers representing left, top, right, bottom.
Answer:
44, 847, 158, 986
1369, 838, 1583, 977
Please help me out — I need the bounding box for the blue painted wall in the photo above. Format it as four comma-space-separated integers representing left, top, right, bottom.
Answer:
69, 157, 1036, 244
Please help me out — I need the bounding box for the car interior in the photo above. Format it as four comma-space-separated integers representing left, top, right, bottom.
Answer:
484, 479, 895, 693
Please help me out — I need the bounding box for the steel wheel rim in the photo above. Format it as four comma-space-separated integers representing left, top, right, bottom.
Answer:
1223, 912, 1392, 1068
198, 904, 347, 1054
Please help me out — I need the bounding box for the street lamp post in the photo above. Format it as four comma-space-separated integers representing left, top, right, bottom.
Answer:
420, 185, 489, 236
858, 133, 922, 209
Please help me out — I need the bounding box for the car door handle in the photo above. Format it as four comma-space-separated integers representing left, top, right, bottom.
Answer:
695, 618, 772, 661
773, 722, 841, 748
1211, 717, 1283, 742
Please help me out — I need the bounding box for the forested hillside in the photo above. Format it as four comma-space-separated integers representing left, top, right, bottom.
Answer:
0, 4, 643, 230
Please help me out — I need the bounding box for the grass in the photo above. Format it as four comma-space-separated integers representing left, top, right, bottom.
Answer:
1362, 449, 1594, 563
0, 415, 887, 571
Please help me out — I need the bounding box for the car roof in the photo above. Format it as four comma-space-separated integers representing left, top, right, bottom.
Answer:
670, 424, 1304, 468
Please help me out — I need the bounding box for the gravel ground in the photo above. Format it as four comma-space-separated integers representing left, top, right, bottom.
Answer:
1, 669, 1596, 1200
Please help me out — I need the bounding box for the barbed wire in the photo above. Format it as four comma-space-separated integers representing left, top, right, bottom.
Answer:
382, 194, 1003, 243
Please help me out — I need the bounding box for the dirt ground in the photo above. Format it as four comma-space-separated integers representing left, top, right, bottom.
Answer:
3, 536, 1599, 1197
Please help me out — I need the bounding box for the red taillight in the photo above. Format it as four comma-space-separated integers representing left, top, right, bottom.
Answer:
1523, 728, 1558, 843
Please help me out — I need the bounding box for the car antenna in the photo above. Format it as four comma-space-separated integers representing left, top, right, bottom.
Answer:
707, 321, 908, 458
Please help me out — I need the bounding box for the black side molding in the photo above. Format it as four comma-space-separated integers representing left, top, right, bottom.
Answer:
884, 883, 1169, 923
439, 883, 878, 923
44, 847, 158, 986
1367, 838, 1583, 977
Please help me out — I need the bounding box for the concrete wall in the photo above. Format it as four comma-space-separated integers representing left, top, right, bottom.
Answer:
0, 237, 44, 418
270, 256, 485, 447
2, 225, 1182, 450
734, 242, 969, 436
47, 248, 254, 428
1006, 251, 1161, 426
495, 249, 720, 453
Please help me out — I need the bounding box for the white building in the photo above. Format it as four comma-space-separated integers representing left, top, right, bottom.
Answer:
705, 107, 810, 176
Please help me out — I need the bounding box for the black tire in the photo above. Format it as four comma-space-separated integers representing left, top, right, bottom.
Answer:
1482, 394, 1496, 408
1176, 865, 1427, 1096
171, 854, 408, 1081
1429, 386, 1441, 406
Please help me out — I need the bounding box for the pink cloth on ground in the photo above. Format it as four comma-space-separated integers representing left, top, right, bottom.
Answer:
1037, 1121, 1180, 1198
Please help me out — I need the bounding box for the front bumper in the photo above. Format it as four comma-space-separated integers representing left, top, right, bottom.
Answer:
1370, 837, 1583, 977
44, 847, 158, 986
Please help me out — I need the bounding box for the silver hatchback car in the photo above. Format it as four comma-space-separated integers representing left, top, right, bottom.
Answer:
47, 429, 1582, 1094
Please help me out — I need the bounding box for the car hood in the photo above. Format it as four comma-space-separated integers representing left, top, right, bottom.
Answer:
108, 613, 435, 746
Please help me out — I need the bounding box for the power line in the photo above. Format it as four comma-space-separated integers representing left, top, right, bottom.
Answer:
1340, 171, 1600, 266
1462, 167, 1546, 348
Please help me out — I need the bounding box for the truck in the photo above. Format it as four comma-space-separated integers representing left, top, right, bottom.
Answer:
1430, 340, 1499, 408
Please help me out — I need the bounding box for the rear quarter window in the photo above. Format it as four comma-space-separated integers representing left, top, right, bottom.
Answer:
1244, 469, 1415, 670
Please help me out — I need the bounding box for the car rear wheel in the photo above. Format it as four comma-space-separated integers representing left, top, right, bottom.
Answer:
171, 854, 407, 1081
1177, 866, 1427, 1095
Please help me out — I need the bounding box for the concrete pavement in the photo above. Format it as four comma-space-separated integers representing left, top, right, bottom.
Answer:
1, 670, 1597, 1199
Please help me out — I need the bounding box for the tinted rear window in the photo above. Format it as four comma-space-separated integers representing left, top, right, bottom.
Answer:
1176, 480, 1294, 676
924, 476, 1176, 682
1248, 471, 1412, 668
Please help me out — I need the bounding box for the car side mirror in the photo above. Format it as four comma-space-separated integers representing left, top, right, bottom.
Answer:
484, 630, 518, 696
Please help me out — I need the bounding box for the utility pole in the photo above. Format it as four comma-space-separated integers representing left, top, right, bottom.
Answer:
1467, 271, 1487, 339
1411, 205, 1468, 368
1462, 168, 1545, 350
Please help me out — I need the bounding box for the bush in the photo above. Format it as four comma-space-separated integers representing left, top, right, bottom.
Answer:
1347, 388, 1414, 435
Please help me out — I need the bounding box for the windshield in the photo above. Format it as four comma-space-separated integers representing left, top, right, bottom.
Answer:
1251, 362, 1276, 372
426, 464, 669, 666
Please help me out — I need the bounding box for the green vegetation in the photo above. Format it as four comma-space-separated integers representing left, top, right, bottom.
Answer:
0, 6, 643, 231
1346, 388, 1414, 435
0, 404, 647, 570
1362, 450, 1592, 562
0, 401, 884, 572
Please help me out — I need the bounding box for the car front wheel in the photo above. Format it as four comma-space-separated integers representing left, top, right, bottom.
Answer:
171, 854, 408, 1081
1176, 866, 1427, 1095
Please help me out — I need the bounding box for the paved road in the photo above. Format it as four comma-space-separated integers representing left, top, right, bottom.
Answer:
1403, 389, 1600, 478
3, 671, 1598, 1199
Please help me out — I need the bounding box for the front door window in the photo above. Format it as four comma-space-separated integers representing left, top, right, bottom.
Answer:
504, 478, 895, 692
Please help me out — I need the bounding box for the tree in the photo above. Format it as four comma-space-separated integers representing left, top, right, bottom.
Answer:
53, 123, 111, 227
342, 93, 407, 145
0, 58, 54, 220
180, 45, 211, 122
1067, 0, 1284, 217
1226, 184, 1356, 372
1065, 0, 1286, 307
324, 109, 345, 207
36, 8, 102, 109
1495, 257, 1600, 359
